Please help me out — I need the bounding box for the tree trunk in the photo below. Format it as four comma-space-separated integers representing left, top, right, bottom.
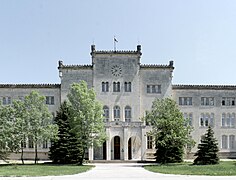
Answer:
20, 142, 24, 165
35, 143, 38, 164
79, 148, 86, 165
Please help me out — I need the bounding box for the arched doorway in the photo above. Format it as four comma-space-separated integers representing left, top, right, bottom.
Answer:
128, 136, 142, 160
128, 138, 132, 160
114, 136, 120, 160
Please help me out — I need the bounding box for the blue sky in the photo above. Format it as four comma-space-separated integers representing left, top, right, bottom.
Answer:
0, 0, 236, 85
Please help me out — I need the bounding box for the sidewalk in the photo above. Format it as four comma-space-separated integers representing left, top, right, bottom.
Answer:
1, 163, 236, 180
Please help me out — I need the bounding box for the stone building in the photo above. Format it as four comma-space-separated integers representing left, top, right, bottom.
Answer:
1, 45, 236, 160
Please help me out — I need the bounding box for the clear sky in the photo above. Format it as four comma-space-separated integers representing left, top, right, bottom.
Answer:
0, 0, 236, 85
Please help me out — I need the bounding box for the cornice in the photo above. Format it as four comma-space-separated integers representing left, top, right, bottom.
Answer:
172, 84, 236, 90
0, 84, 61, 89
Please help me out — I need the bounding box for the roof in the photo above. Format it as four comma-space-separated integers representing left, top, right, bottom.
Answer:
91, 50, 142, 55
58, 64, 92, 69
0, 84, 61, 89
140, 64, 174, 69
172, 84, 236, 90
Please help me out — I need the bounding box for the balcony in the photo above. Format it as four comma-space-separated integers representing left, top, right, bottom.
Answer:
105, 121, 145, 128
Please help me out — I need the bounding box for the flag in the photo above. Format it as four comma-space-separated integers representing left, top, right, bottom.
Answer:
114, 37, 118, 43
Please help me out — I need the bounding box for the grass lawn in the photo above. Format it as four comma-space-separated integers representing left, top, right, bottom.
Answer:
144, 161, 236, 176
0, 163, 93, 177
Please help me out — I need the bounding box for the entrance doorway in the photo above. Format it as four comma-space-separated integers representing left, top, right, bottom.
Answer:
103, 141, 106, 160
114, 136, 120, 160
128, 138, 132, 160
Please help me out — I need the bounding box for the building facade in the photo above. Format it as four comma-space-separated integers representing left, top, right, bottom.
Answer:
1, 45, 236, 160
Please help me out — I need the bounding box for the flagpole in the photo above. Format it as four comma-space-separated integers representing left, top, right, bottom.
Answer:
114, 38, 116, 51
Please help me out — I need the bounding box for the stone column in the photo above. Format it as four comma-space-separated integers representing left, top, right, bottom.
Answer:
106, 128, 111, 160
141, 127, 147, 161
123, 127, 128, 160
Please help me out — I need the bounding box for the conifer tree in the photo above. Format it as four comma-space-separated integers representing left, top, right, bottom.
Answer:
49, 101, 82, 164
194, 126, 219, 165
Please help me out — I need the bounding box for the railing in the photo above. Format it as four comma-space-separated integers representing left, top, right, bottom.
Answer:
105, 121, 145, 127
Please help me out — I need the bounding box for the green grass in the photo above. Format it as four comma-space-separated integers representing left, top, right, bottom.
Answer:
144, 161, 236, 176
0, 163, 93, 177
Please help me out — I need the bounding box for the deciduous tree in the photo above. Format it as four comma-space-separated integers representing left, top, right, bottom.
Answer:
144, 98, 194, 164
67, 81, 106, 165
24, 91, 58, 164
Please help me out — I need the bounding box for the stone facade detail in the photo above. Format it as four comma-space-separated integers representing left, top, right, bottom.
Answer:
0, 45, 236, 160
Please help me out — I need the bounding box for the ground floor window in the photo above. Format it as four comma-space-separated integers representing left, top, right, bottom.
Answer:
147, 136, 153, 149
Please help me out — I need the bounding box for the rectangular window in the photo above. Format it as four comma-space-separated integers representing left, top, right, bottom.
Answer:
179, 97, 192, 106
183, 113, 193, 126
147, 136, 153, 149
46, 96, 54, 105
2, 97, 11, 105
200, 113, 214, 127
21, 136, 26, 148
28, 136, 34, 149
146, 85, 161, 94
18, 96, 24, 101
222, 113, 235, 128
222, 97, 235, 106
43, 140, 48, 149
201, 97, 214, 106
124, 82, 131, 92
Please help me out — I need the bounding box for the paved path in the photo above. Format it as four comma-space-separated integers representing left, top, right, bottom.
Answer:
1, 163, 236, 180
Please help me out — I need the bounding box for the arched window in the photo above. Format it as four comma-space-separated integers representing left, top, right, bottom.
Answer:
222, 135, 228, 149
227, 113, 231, 127
222, 113, 226, 127
103, 106, 109, 122
210, 113, 214, 127
229, 135, 235, 150
113, 82, 120, 92
124, 82, 131, 92
231, 113, 235, 127
125, 106, 132, 122
102, 82, 109, 92
114, 106, 120, 121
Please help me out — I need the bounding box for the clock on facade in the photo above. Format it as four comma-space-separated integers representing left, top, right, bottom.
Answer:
111, 65, 122, 77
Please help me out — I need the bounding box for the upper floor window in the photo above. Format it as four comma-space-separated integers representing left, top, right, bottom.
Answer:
201, 97, 214, 106
2, 96, 11, 105
125, 106, 132, 122
103, 106, 109, 122
46, 96, 54, 105
222, 97, 235, 106
124, 82, 132, 92
18, 96, 24, 101
102, 82, 109, 92
179, 97, 192, 106
200, 113, 214, 127
222, 113, 235, 128
113, 82, 120, 92
147, 85, 161, 94
183, 113, 193, 126
113, 106, 120, 121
